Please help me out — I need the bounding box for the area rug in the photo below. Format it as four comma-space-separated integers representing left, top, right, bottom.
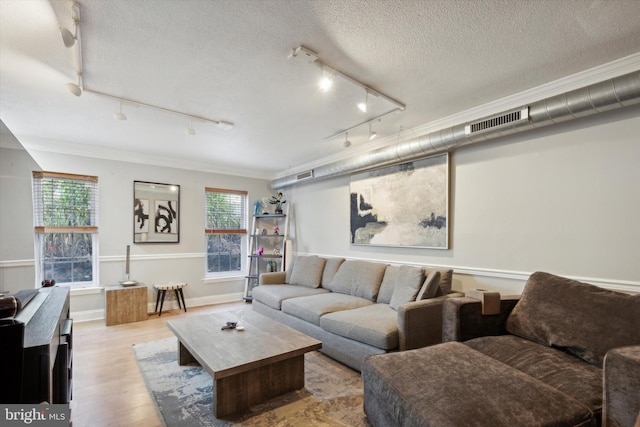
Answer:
133, 337, 369, 426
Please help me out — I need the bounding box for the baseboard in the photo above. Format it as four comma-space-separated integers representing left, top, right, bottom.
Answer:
147, 292, 245, 313
71, 309, 105, 323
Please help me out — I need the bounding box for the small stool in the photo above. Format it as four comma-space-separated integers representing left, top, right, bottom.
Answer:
154, 282, 187, 316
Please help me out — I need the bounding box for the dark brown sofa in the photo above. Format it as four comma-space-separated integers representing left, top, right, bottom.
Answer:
362, 272, 640, 426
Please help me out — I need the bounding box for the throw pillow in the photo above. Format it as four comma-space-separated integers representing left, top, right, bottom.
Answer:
377, 265, 400, 304
321, 257, 345, 289
416, 270, 442, 300
433, 268, 453, 295
506, 271, 640, 367
289, 255, 326, 288
389, 265, 426, 310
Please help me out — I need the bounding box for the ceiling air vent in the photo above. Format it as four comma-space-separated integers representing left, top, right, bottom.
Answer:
465, 107, 530, 135
296, 170, 314, 181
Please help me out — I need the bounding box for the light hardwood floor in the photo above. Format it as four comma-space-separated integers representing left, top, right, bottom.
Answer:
70, 301, 244, 426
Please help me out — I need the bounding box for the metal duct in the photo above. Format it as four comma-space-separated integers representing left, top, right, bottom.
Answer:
271, 70, 640, 190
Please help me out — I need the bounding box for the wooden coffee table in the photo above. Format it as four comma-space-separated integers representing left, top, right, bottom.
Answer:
167, 309, 321, 418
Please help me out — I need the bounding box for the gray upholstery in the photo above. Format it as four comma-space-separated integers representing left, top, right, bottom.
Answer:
506, 271, 640, 367
281, 292, 373, 326
389, 265, 425, 310
415, 270, 441, 300
363, 343, 595, 427
252, 256, 463, 371
251, 284, 328, 310
328, 260, 387, 300
321, 257, 345, 288
288, 254, 326, 288
320, 303, 398, 350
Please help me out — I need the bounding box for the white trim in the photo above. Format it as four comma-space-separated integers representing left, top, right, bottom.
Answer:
0, 259, 34, 268
71, 308, 105, 323
70, 286, 103, 296
203, 274, 245, 285
100, 252, 204, 263
147, 292, 244, 313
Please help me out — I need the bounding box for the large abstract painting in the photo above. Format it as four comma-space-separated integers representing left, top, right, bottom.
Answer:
350, 153, 449, 249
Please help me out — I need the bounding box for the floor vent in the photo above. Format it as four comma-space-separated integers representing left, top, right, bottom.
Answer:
465, 107, 529, 135
296, 170, 314, 181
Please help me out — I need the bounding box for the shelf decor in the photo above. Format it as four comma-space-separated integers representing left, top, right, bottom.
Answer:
350, 153, 449, 249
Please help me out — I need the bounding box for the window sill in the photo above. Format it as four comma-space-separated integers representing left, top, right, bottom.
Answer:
70, 286, 104, 296
203, 274, 245, 285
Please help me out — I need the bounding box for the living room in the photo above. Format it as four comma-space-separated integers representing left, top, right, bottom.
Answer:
1, 1, 639, 426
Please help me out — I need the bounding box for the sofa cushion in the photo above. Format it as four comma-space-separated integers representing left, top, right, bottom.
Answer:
251, 284, 329, 310
362, 342, 595, 427
377, 265, 399, 304
506, 271, 640, 367
320, 304, 399, 350
416, 270, 441, 300
433, 268, 453, 295
288, 255, 326, 288
321, 257, 345, 288
329, 260, 387, 300
389, 266, 426, 310
281, 292, 373, 326
465, 335, 603, 414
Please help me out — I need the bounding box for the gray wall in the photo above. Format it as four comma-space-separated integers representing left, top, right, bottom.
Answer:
286, 105, 640, 294
0, 136, 273, 320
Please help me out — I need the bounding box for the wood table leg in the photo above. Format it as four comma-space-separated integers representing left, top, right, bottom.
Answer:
213, 354, 305, 418
178, 341, 200, 366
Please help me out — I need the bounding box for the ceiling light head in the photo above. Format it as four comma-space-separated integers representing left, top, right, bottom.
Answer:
60, 26, 76, 48
65, 73, 82, 97
357, 91, 369, 113
368, 122, 377, 140
319, 66, 334, 92
344, 133, 351, 148
113, 102, 127, 120
217, 121, 234, 131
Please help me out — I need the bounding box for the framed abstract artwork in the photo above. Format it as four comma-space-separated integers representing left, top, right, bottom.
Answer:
350, 153, 449, 249
133, 181, 180, 243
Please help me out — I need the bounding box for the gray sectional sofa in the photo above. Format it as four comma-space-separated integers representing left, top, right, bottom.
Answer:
252, 255, 463, 371
362, 271, 640, 427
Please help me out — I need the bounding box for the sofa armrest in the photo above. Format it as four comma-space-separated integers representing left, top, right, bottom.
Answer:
258, 271, 286, 285
397, 292, 465, 351
442, 296, 520, 342
604, 345, 640, 427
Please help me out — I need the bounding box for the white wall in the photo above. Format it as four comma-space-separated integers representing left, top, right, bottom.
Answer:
286, 105, 640, 294
0, 141, 273, 320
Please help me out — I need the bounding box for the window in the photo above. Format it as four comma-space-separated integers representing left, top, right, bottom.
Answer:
33, 172, 99, 287
205, 188, 247, 275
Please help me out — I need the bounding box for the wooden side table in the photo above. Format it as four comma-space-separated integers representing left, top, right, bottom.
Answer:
105, 284, 148, 326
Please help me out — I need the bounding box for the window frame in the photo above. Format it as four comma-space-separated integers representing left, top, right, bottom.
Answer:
32, 171, 99, 288
204, 187, 248, 278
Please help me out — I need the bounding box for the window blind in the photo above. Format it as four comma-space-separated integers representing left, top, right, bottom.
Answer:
205, 187, 247, 234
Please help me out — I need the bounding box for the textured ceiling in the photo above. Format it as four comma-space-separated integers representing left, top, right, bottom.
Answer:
1, 0, 640, 179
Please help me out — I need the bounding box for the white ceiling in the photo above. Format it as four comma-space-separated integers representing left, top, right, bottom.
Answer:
2, 0, 640, 180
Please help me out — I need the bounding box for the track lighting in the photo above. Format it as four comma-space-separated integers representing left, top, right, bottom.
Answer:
59, 2, 79, 48
369, 123, 377, 140
357, 91, 369, 113
186, 119, 196, 135
113, 102, 127, 120
319, 67, 333, 92
344, 133, 351, 148
66, 73, 82, 97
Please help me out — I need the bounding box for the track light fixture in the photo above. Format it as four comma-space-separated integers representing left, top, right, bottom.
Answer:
344, 133, 352, 148
113, 101, 127, 120
369, 123, 377, 140
66, 73, 82, 97
357, 91, 369, 113
186, 119, 196, 135
59, 7, 79, 48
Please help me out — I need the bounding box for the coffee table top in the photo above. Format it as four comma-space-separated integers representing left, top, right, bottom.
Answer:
167, 309, 321, 379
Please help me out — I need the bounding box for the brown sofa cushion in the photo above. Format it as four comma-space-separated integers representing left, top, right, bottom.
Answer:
416, 270, 441, 300
506, 271, 640, 367
433, 268, 453, 295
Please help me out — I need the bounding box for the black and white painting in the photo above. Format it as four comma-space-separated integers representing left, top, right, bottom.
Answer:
134, 198, 150, 233
350, 153, 449, 249
155, 200, 178, 234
